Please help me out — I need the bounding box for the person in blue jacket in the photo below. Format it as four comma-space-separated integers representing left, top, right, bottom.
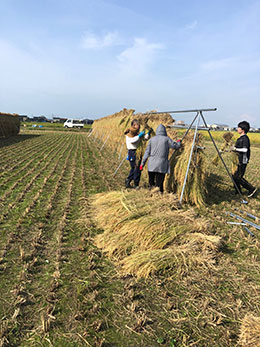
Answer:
140, 124, 181, 193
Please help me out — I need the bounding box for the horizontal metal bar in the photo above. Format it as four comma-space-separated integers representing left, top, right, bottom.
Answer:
227, 222, 246, 225
145, 108, 217, 114
235, 208, 259, 221
228, 212, 260, 231
170, 125, 210, 130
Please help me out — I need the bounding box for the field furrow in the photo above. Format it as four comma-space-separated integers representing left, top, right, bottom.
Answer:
0, 134, 77, 345
0, 134, 68, 222
0, 134, 65, 196
0, 130, 259, 347
0, 135, 57, 179
0, 134, 54, 166
18, 134, 80, 344
0, 135, 71, 270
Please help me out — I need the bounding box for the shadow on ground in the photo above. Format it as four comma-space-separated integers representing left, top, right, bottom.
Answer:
205, 172, 238, 205
0, 134, 40, 149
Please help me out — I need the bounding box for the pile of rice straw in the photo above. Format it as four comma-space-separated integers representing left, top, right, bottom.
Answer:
90, 189, 222, 278
238, 314, 260, 346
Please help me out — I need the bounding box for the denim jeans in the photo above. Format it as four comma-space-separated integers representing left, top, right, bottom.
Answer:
127, 149, 141, 186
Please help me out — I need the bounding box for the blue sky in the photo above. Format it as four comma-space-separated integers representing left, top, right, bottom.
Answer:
0, 0, 259, 126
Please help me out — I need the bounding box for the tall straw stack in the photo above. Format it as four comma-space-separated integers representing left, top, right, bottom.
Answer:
166, 132, 207, 206
0, 113, 20, 137
92, 108, 175, 160
92, 108, 208, 206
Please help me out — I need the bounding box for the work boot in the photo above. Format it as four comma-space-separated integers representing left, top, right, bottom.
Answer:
125, 179, 131, 188
248, 188, 257, 198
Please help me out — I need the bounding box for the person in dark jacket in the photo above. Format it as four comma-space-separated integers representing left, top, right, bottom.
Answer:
232, 121, 257, 197
140, 124, 181, 193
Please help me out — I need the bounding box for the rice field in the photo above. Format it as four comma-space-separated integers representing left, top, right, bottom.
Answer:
0, 128, 260, 346
174, 128, 260, 145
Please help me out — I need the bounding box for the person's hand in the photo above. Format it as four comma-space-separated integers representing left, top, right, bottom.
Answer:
138, 131, 145, 138
139, 165, 143, 171
176, 139, 182, 148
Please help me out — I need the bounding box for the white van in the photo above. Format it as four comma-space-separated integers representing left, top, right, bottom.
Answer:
64, 119, 84, 129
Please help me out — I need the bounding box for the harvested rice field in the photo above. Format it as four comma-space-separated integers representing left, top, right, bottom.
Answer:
0, 128, 260, 346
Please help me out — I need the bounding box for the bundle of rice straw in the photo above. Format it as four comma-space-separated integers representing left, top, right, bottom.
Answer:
238, 314, 260, 346
166, 132, 207, 206
212, 132, 238, 173
120, 233, 222, 278
91, 189, 222, 278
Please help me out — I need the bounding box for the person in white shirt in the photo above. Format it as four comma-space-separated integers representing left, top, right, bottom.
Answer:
124, 119, 146, 188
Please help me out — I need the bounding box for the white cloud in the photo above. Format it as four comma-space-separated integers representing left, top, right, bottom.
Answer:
117, 38, 163, 76
237, 113, 257, 125
201, 57, 236, 70
0, 38, 70, 96
81, 31, 122, 49
185, 20, 198, 30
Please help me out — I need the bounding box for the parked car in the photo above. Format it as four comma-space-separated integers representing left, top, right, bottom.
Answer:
64, 119, 84, 129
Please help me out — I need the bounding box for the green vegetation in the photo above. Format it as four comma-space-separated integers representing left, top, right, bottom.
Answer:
21, 122, 92, 132
0, 130, 259, 346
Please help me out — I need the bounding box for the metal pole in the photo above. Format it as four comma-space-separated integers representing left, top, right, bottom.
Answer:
227, 222, 246, 225
100, 134, 110, 151
87, 129, 93, 137
146, 108, 217, 115
200, 112, 248, 204
228, 212, 260, 231
93, 131, 98, 142
243, 226, 255, 237
171, 125, 209, 130
98, 133, 104, 145
179, 113, 200, 205
113, 157, 126, 177
181, 111, 199, 142
118, 142, 124, 160
235, 208, 259, 222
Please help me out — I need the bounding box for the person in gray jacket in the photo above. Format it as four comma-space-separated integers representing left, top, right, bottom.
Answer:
140, 124, 181, 193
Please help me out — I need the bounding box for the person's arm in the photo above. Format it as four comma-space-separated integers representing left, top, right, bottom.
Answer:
168, 138, 181, 149
127, 135, 141, 144
141, 140, 151, 166
234, 136, 249, 153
